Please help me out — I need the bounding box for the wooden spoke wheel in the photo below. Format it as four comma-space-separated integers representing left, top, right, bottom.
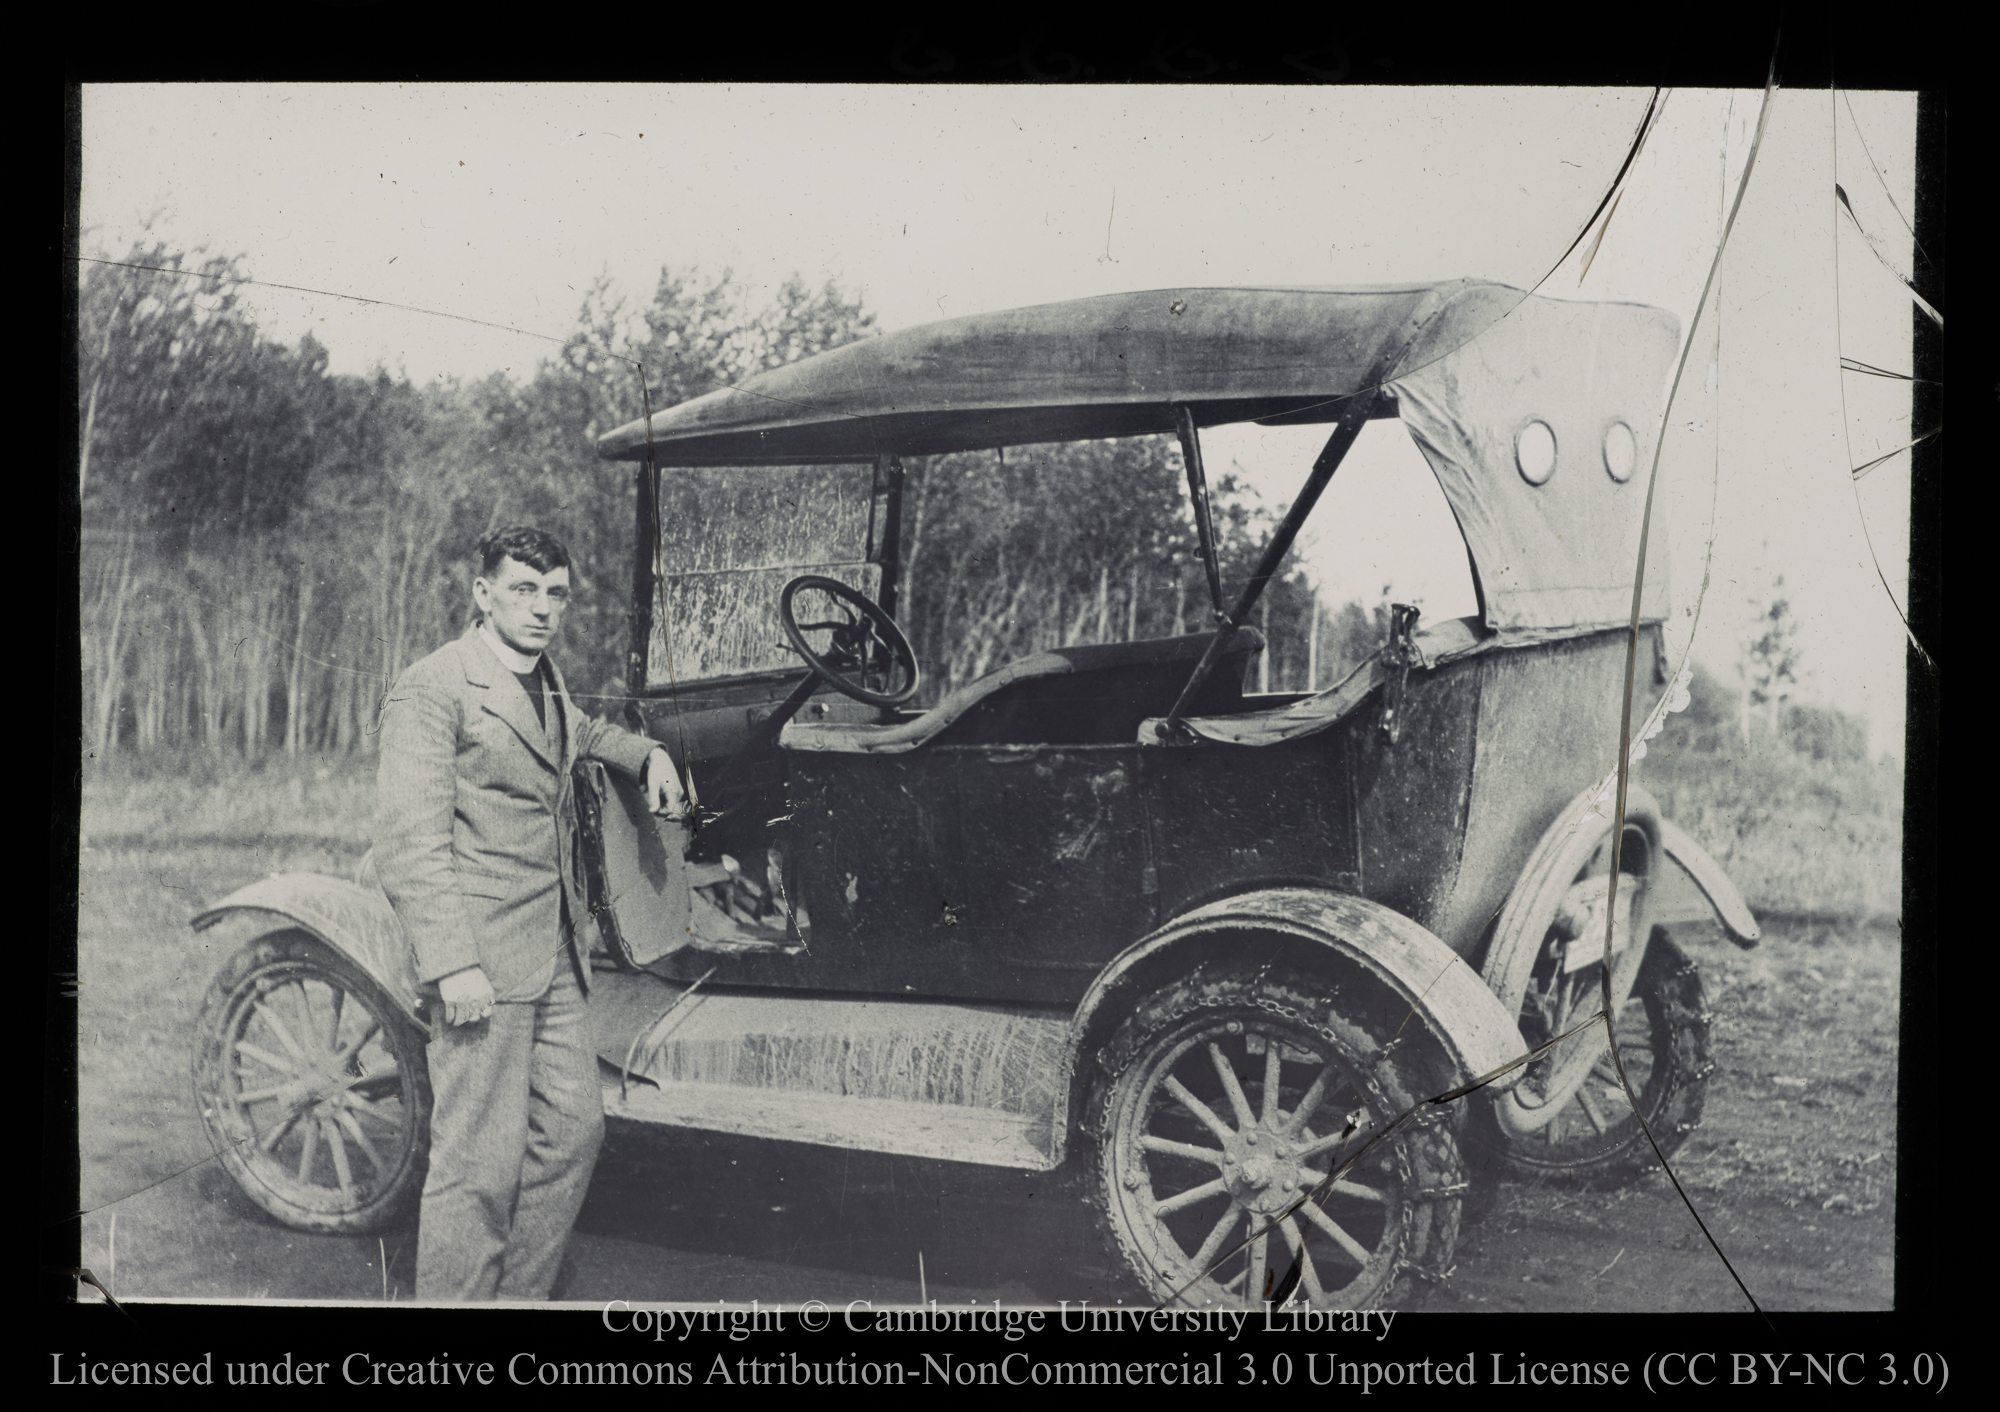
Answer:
193, 931, 431, 1233
1471, 928, 1711, 1187
1474, 784, 1710, 1186
1092, 965, 1461, 1311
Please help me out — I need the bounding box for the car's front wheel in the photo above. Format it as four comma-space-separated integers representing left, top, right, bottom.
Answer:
193, 930, 432, 1233
1089, 964, 1462, 1310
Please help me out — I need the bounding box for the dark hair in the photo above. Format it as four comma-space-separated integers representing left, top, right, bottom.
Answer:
477, 526, 572, 578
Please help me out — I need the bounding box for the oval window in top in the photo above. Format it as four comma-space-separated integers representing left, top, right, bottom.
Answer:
1603, 419, 1637, 482
1515, 419, 1557, 485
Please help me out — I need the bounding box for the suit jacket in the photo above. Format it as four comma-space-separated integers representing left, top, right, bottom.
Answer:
375, 625, 661, 1000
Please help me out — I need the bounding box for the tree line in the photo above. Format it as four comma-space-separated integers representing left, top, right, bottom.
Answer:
77, 240, 1384, 763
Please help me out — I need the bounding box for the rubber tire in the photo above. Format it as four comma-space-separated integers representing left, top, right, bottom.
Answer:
193, 930, 432, 1234
1469, 928, 1711, 1189
1087, 963, 1462, 1311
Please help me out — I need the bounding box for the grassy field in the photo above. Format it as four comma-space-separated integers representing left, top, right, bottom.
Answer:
80, 750, 379, 854
73, 751, 1902, 1308
1635, 696, 1905, 924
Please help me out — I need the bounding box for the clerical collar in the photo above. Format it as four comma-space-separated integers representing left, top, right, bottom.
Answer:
478, 624, 542, 675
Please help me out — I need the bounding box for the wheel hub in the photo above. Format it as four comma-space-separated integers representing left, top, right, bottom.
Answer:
1221, 1128, 1304, 1215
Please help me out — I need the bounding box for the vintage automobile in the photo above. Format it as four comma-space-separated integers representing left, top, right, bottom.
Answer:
188, 279, 1760, 1310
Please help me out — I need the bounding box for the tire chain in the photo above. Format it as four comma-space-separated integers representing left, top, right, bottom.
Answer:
1092, 964, 1452, 1184
1473, 931, 1712, 1187
1087, 961, 1469, 1307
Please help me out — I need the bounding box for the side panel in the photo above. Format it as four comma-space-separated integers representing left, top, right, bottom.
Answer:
1425, 631, 1636, 956
669, 746, 1158, 1004
639, 750, 1009, 998
779, 746, 1160, 1000
793, 749, 967, 960
652, 729, 1366, 1006
1349, 655, 1483, 936
1142, 734, 1359, 916
955, 746, 1153, 972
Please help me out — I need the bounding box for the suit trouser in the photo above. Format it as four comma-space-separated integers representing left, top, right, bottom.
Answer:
416, 953, 602, 1300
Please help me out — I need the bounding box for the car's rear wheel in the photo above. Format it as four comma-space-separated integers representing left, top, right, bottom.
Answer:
1470, 928, 1711, 1187
193, 931, 431, 1233
1089, 964, 1461, 1310
1474, 783, 1710, 1187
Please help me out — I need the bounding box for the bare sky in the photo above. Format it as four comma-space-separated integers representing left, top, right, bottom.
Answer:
79, 84, 1919, 755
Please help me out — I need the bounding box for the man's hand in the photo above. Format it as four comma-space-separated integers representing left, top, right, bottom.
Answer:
644, 746, 689, 819
437, 965, 497, 1027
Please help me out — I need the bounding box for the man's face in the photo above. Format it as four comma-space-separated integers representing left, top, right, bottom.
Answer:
474, 556, 571, 657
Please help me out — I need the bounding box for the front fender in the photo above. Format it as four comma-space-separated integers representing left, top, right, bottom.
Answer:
1659, 818, 1761, 947
192, 874, 422, 1027
1054, 888, 1528, 1163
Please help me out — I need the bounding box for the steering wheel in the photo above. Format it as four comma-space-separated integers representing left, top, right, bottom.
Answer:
778, 575, 920, 708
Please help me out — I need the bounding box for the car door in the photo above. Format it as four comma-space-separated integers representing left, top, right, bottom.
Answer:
587, 459, 904, 978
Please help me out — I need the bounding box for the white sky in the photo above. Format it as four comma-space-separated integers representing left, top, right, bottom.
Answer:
79, 84, 1919, 756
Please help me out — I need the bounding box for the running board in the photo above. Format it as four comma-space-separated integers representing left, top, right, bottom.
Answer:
602, 1078, 1059, 1170
588, 974, 1071, 1170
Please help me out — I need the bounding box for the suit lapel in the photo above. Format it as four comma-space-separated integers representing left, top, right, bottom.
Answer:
456, 628, 559, 774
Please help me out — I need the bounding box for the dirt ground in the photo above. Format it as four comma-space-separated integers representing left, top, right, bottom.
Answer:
71, 822, 1898, 1310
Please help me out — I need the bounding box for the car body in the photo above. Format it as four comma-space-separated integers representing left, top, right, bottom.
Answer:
189, 279, 1759, 1309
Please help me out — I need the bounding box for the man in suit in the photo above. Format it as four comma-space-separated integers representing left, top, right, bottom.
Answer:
376, 526, 686, 1301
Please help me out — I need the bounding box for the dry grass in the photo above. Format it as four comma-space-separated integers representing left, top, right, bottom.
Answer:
80, 750, 379, 851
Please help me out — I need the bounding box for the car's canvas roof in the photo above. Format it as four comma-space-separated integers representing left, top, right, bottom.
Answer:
598, 280, 1523, 465
601, 280, 1682, 633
